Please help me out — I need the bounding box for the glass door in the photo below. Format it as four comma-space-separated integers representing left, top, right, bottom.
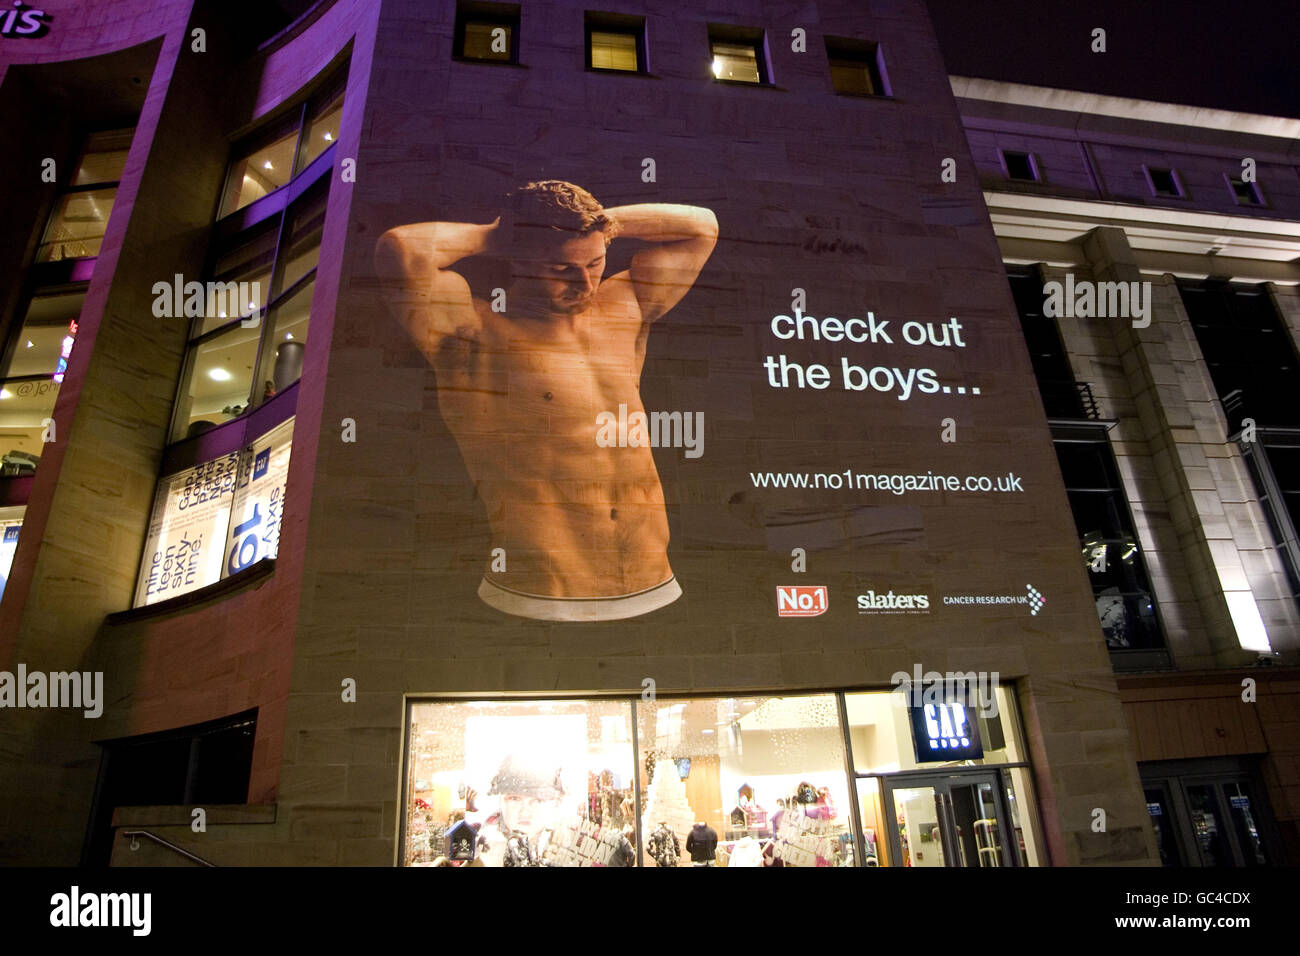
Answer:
883, 772, 1016, 867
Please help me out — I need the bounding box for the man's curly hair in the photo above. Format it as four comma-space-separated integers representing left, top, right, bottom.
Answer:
501, 180, 620, 247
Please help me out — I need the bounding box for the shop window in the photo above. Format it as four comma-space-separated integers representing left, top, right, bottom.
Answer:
403, 699, 638, 867
639, 694, 852, 867
708, 25, 767, 84
218, 66, 347, 218
1144, 166, 1183, 198
454, 2, 520, 63
585, 12, 645, 72
133, 416, 293, 607
35, 129, 133, 262
0, 290, 86, 473
825, 36, 887, 96
0, 504, 24, 603
1001, 149, 1039, 182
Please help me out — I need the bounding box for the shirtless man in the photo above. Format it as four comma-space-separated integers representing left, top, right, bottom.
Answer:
375, 181, 718, 621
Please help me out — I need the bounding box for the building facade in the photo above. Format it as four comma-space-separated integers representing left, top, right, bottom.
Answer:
0, 0, 1289, 868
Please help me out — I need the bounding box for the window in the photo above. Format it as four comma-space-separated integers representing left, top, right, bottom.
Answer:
1177, 280, 1300, 429
708, 25, 767, 84
174, 179, 327, 443
35, 129, 133, 262
219, 73, 346, 217
1006, 268, 1099, 420
85, 711, 257, 866
845, 686, 1044, 867
1228, 176, 1263, 206
1055, 432, 1163, 652
1000, 149, 1039, 182
825, 36, 887, 96
401, 690, 1047, 867
0, 505, 24, 604
134, 416, 293, 607
585, 12, 645, 72
1145, 166, 1183, 197
0, 290, 86, 470
454, 1, 519, 63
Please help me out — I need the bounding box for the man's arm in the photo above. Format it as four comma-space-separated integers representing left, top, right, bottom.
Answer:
606, 204, 718, 324
373, 219, 497, 349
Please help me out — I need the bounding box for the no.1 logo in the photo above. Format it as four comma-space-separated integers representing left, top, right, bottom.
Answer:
776, 585, 828, 617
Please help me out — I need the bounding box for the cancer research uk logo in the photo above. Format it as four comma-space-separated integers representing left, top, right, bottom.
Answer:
941, 584, 1047, 616
776, 585, 828, 617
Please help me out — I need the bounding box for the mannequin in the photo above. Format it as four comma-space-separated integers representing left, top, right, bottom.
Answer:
685, 820, 718, 866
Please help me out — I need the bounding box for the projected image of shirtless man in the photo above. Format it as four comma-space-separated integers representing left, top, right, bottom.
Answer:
376, 181, 717, 621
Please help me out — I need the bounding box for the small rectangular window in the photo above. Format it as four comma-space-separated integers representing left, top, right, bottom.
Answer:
586, 13, 645, 73
1229, 176, 1263, 206
454, 2, 520, 63
709, 25, 767, 84
1001, 149, 1038, 182
1145, 166, 1182, 197
825, 36, 887, 96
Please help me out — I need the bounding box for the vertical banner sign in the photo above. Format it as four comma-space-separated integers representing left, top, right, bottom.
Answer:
224, 418, 294, 579
134, 452, 240, 606
0, 510, 24, 603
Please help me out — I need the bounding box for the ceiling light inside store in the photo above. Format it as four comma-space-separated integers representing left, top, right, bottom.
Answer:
208, 367, 232, 381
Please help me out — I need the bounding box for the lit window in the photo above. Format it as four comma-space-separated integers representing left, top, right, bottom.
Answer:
711, 40, 762, 83
219, 66, 347, 218
0, 291, 86, 468
297, 82, 345, 172
220, 123, 299, 217
586, 14, 645, 73
35, 129, 133, 262
455, 3, 519, 62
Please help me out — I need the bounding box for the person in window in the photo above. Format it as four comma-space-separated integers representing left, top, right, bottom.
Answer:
376, 180, 718, 622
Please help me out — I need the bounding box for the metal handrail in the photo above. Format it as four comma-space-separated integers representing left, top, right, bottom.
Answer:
121, 829, 216, 867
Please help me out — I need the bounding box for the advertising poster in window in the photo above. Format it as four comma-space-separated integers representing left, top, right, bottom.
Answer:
224, 417, 294, 579
133, 452, 239, 606
0, 506, 24, 604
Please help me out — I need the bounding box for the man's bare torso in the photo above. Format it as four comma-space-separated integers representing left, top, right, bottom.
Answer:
428, 272, 672, 598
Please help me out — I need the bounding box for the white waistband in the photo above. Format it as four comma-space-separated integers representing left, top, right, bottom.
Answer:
477, 575, 682, 622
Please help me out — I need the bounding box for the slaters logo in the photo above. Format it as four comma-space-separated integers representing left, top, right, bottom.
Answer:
776, 585, 828, 617
857, 590, 930, 614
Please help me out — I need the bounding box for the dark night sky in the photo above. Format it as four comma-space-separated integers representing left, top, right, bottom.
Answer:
926, 0, 1300, 119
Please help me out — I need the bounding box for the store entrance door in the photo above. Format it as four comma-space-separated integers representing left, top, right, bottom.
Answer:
884, 772, 1016, 867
